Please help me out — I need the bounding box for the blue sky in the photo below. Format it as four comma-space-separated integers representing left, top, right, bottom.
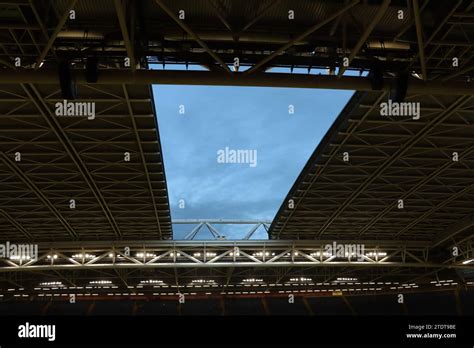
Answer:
153, 68, 355, 239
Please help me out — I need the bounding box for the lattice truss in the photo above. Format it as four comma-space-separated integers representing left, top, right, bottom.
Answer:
0, 1, 472, 79
0, 240, 472, 298
271, 91, 474, 245
0, 82, 172, 241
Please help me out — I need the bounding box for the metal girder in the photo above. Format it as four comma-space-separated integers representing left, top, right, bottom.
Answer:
114, 0, 136, 71
432, 214, 474, 248
337, 0, 391, 77
154, 0, 231, 73
0, 70, 473, 95
245, 0, 359, 75
395, 183, 474, 237
122, 84, 162, 238
357, 145, 474, 237
238, 0, 280, 34
412, 0, 427, 80
0, 0, 471, 82
175, 219, 272, 240
35, 0, 77, 68
208, 0, 234, 36
0, 239, 468, 273
0, 152, 79, 239
0, 209, 34, 240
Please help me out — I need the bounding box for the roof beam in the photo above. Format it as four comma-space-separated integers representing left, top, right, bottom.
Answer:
208, 0, 235, 37
337, 0, 391, 77
432, 215, 474, 248
239, 0, 280, 34
122, 84, 163, 238
412, 0, 427, 80
21, 84, 122, 238
35, 0, 77, 69
0, 209, 34, 240
441, 57, 474, 81
357, 145, 474, 236
114, 0, 136, 71
395, 183, 474, 238
245, 0, 359, 75
154, 0, 231, 73
2, 70, 473, 95
0, 152, 79, 239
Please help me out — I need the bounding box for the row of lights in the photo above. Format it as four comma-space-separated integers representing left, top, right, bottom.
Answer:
334, 277, 358, 282
290, 277, 312, 283
30, 249, 394, 262
72, 253, 96, 259
11, 278, 467, 293
191, 279, 215, 284
9, 255, 33, 261
140, 280, 164, 285
39, 281, 63, 286
89, 280, 112, 285
242, 278, 264, 283
193, 252, 217, 257
252, 252, 276, 257
136, 252, 156, 258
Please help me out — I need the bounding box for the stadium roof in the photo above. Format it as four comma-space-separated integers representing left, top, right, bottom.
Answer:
0, 0, 472, 299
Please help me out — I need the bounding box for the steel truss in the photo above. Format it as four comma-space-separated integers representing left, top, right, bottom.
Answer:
0, 1, 472, 83
174, 219, 271, 240
0, 240, 471, 272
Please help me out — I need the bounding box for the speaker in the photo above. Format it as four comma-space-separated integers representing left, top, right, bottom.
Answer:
390, 73, 408, 103
85, 57, 99, 83
369, 65, 384, 90
58, 60, 76, 100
